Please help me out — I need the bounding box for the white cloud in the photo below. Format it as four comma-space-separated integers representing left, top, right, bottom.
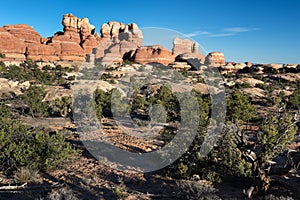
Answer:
224, 27, 261, 33
209, 33, 235, 37
183, 27, 261, 38
183, 31, 211, 38
209, 27, 261, 37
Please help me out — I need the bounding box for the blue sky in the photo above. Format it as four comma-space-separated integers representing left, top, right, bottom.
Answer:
1, 0, 299, 64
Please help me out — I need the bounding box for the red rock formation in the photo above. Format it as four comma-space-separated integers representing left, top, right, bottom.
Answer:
90, 21, 143, 65
4, 24, 41, 44
1, 14, 226, 70
130, 45, 174, 65
204, 52, 225, 67
82, 35, 99, 55
0, 27, 26, 61
26, 43, 59, 61
0, 14, 100, 63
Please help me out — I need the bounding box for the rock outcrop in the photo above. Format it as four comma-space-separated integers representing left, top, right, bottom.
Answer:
0, 78, 30, 95
0, 27, 27, 60
121, 37, 206, 66
1, 14, 230, 70
172, 37, 205, 62
169, 61, 191, 70
204, 52, 225, 67
128, 45, 174, 65
89, 22, 143, 65
0, 14, 100, 63
236, 77, 264, 87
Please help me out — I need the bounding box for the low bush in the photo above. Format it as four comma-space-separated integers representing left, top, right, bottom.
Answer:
0, 60, 75, 85
287, 81, 300, 110
0, 103, 80, 174
14, 166, 39, 183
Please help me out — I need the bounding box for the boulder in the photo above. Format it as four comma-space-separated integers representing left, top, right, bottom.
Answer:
100, 23, 111, 38
220, 63, 235, 72
285, 64, 298, 69
130, 45, 174, 65
80, 17, 96, 40
245, 62, 252, 67
234, 62, 247, 70
204, 52, 225, 67
100, 21, 142, 39
175, 53, 202, 70
266, 64, 283, 70
0, 78, 30, 95
169, 61, 191, 70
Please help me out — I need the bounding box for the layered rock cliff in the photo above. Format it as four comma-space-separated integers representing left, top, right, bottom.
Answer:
0, 13, 210, 67
90, 21, 143, 65
0, 14, 100, 62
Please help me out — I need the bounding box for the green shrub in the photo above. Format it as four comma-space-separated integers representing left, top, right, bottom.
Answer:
19, 85, 49, 117
94, 89, 112, 119
226, 89, 257, 123
0, 60, 74, 85
49, 96, 72, 117
0, 103, 80, 174
0, 122, 79, 173
171, 125, 252, 183
0, 61, 5, 72
250, 106, 298, 196
235, 82, 251, 89
255, 83, 268, 90
287, 81, 300, 109
150, 84, 180, 122
166, 90, 256, 183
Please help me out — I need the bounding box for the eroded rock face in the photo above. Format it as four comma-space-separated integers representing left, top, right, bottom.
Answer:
204, 52, 225, 67
0, 14, 100, 62
4, 24, 41, 44
62, 14, 96, 40
89, 21, 143, 65
129, 45, 174, 65
1, 14, 230, 70
0, 27, 27, 60
173, 37, 205, 61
